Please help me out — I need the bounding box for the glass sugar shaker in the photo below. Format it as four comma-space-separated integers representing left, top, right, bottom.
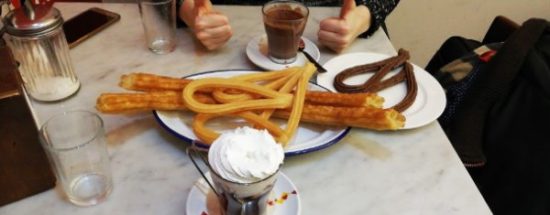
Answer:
2, 5, 80, 102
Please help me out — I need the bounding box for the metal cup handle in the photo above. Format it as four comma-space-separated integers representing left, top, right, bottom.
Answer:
186, 143, 222, 198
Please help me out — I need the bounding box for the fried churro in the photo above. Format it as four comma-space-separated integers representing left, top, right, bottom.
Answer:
193, 112, 288, 144
182, 78, 293, 114
96, 91, 185, 114
280, 63, 315, 145
274, 104, 404, 130
96, 92, 404, 130
304, 91, 383, 108
120, 73, 192, 91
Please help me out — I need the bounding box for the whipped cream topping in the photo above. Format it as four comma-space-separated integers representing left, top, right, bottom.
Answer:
208, 127, 284, 183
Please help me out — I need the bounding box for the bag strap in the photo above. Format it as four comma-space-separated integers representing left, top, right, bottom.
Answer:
449, 19, 548, 166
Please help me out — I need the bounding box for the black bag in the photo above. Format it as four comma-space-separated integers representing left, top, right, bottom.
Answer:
432, 19, 550, 214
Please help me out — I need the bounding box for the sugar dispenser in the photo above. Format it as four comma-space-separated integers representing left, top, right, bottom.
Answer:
2, 2, 80, 101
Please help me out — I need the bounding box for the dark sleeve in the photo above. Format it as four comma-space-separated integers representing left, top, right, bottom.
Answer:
355, 0, 399, 37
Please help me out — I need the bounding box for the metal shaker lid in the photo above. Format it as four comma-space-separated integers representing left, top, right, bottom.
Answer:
2, 6, 63, 37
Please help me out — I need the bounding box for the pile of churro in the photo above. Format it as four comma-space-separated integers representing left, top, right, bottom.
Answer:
96, 63, 405, 147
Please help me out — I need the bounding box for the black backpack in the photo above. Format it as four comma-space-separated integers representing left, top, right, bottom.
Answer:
431, 19, 550, 214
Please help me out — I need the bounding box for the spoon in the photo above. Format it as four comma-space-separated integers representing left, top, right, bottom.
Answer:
298, 39, 327, 73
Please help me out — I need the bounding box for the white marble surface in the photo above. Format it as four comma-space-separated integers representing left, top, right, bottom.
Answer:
0, 3, 492, 215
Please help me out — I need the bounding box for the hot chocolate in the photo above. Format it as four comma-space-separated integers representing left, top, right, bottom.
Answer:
262, 1, 308, 64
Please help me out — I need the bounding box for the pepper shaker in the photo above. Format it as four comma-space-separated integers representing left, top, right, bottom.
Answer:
2, 4, 80, 101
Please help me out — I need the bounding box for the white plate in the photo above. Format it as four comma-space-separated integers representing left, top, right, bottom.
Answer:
317, 52, 446, 129
246, 35, 320, 71
186, 172, 300, 215
153, 70, 349, 156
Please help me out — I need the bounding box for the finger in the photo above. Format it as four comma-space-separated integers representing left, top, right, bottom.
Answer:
319, 37, 346, 53
196, 25, 232, 41
195, 13, 230, 30
203, 35, 232, 50
319, 18, 350, 35
340, 0, 356, 19
318, 29, 348, 46
196, 26, 232, 50
195, 0, 213, 16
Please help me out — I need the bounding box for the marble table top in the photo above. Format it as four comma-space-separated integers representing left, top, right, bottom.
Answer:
0, 3, 492, 215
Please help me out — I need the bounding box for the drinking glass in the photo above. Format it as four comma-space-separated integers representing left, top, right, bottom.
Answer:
262, 0, 309, 64
139, 0, 177, 54
187, 147, 280, 215
39, 111, 113, 206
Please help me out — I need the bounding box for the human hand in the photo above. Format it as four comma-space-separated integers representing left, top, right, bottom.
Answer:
192, 0, 233, 50
318, 0, 371, 53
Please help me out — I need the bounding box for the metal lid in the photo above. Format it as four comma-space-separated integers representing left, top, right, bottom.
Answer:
2, 6, 63, 37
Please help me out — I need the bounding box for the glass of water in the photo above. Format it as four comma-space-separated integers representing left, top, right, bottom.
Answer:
139, 0, 177, 54
40, 111, 113, 206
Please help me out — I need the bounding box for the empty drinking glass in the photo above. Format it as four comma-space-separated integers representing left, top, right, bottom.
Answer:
138, 0, 177, 54
39, 111, 113, 206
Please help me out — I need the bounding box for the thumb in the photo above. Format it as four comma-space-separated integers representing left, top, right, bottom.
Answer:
194, 0, 213, 16
339, 0, 356, 19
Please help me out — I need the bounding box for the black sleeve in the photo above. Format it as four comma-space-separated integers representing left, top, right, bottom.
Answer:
355, 0, 399, 37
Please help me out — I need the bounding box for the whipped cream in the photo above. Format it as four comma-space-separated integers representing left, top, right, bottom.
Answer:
208, 127, 284, 183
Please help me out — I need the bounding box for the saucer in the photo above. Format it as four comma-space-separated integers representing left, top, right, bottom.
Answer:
186, 172, 301, 215
246, 34, 320, 71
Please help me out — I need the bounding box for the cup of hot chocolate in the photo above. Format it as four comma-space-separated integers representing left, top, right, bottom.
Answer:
207, 127, 284, 215
262, 0, 309, 64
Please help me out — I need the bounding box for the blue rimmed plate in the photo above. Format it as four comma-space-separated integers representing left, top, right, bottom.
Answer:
153, 70, 350, 156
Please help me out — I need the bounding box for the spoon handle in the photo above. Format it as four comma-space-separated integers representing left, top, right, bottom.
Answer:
302, 50, 327, 73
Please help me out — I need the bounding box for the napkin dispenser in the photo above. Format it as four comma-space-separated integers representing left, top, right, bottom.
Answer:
0, 40, 56, 206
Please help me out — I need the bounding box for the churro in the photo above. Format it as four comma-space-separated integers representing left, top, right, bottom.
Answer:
333, 49, 409, 93
182, 78, 293, 114
211, 69, 299, 103
96, 91, 185, 113
392, 62, 417, 112
95, 91, 385, 113
281, 63, 315, 145
304, 91, 383, 108
274, 104, 405, 130
96, 92, 404, 130
192, 112, 287, 144
333, 49, 418, 112
120, 73, 191, 91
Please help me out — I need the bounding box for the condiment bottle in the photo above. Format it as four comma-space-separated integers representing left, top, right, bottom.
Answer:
2, 5, 80, 101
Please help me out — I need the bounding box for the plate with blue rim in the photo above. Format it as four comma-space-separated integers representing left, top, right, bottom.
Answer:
153, 70, 349, 156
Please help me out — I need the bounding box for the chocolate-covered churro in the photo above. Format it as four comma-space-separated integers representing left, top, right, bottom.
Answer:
333, 49, 418, 112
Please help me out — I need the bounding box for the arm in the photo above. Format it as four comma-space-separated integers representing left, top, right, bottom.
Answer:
359, 0, 399, 37
318, 0, 399, 53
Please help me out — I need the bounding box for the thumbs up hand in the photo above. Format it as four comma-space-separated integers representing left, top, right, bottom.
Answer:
189, 0, 233, 50
318, 0, 371, 53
